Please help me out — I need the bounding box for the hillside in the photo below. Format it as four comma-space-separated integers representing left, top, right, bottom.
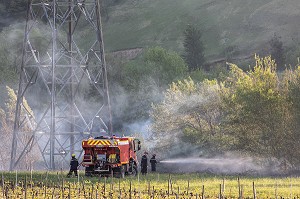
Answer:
0, 0, 300, 62
103, 0, 300, 60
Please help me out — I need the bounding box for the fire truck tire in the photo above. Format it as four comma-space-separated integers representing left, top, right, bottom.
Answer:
113, 165, 125, 178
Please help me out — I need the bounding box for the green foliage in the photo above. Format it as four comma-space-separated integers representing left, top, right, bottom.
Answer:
101, 0, 125, 21
151, 77, 226, 155
4, 0, 27, 13
183, 25, 205, 71
0, 24, 24, 83
282, 66, 300, 165
151, 55, 300, 168
222, 56, 287, 158
144, 47, 188, 85
122, 47, 188, 89
106, 47, 188, 128
223, 45, 239, 62
0, 86, 37, 170
269, 34, 285, 70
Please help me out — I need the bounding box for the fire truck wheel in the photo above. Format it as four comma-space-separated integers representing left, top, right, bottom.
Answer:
114, 165, 125, 178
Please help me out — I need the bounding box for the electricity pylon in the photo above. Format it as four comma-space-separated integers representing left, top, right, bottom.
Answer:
10, 0, 112, 170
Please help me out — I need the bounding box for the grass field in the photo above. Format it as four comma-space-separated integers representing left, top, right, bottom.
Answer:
1, 171, 300, 198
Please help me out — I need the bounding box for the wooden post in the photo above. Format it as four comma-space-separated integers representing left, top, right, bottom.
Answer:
68, 183, 71, 199
15, 170, 18, 188
275, 181, 278, 199
111, 174, 114, 192
290, 177, 292, 199
30, 169, 32, 184
24, 176, 27, 199
170, 178, 173, 193
77, 181, 80, 197
104, 177, 106, 196
51, 186, 56, 199
148, 181, 150, 196
92, 184, 95, 199
219, 184, 222, 199
45, 175, 48, 195
187, 180, 190, 195
46, 171, 48, 181
152, 185, 155, 198
61, 179, 64, 199
238, 177, 241, 199
241, 185, 244, 199
167, 175, 170, 197
129, 180, 132, 199
2, 173, 5, 199
222, 178, 225, 197
202, 185, 205, 199
77, 171, 79, 184
83, 181, 86, 198
252, 181, 256, 199
44, 183, 47, 198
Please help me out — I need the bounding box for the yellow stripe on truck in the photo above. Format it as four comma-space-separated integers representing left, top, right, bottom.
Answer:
86, 139, 120, 146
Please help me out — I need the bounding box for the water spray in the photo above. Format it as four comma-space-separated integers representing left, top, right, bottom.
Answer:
158, 157, 274, 175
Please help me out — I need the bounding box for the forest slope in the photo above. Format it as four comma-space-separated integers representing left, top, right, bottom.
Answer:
103, 0, 300, 60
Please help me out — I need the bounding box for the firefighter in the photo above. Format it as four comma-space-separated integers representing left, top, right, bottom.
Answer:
67, 154, 79, 177
141, 151, 148, 175
150, 154, 157, 172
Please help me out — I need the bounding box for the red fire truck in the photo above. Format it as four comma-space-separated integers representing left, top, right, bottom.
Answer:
81, 135, 141, 177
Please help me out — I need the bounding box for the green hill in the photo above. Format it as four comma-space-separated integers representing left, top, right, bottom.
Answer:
1, 0, 299, 62
103, 0, 300, 60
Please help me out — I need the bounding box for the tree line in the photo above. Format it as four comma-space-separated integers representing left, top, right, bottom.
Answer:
151, 55, 300, 169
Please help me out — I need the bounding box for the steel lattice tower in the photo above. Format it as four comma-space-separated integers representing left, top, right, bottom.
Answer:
10, 0, 112, 170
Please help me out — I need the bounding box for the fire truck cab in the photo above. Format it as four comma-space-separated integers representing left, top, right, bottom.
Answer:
81, 135, 141, 177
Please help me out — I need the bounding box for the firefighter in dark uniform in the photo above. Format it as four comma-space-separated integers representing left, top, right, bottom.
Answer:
141, 152, 148, 175
67, 154, 79, 177
150, 154, 157, 172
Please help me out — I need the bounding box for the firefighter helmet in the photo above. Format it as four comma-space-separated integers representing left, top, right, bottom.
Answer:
100, 129, 106, 134
71, 154, 76, 157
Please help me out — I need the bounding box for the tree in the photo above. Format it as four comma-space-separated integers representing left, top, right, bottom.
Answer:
149, 54, 300, 168
4, 0, 27, 13
222, 55, 293, 165
91, 47, 188, 131
144, 47, 188, 86
150, 77, 226, 156
270, 34, 285, 70
0, 86, 39, 170
0, 24, 23, 84
183, 24, 205, 71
